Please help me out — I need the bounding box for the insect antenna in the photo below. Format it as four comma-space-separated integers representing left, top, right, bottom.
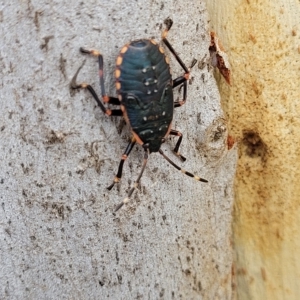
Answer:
114, 146, 150, 212
158, 149, 208, 183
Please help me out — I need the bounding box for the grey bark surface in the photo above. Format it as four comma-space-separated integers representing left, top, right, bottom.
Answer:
0, 1, 236, 299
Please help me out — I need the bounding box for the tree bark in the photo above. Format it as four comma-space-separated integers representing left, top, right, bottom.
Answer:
0, 1, 236, 299
206, 0, 300, 299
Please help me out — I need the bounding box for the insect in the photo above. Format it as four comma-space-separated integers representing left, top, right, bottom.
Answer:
71, 18, 208, 212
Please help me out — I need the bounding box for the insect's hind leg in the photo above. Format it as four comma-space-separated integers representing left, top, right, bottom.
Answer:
114, 146, 150, 212
169, 129, 186, 161
71, 49, 122, 116
107, 138, 136, 190
159, 149, 208, 183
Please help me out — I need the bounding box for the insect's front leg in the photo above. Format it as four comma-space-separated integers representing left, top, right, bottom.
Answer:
172, 58, 197, 108
71, 48, 123, 116
161, 18, 197, 108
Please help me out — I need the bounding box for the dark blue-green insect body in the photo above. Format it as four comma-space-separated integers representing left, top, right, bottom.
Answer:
71, 19, 207, 212
116, 39, 173, 153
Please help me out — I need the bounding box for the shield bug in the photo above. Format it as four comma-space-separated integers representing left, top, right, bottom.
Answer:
71, 18, 208, 211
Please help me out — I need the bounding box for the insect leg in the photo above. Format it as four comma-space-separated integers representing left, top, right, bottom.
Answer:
173, 79, 187, 108
79, 48, 121, 104
107, 138, 136, 190
71, 51, 122, 116
169, 129, 186, 161
162, 19, 197, 108
162, 18, 189, 73
114, 147, 150, 212
172, 59, 197, 108
159, 149, 208, 183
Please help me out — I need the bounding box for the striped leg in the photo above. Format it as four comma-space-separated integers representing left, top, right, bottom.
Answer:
71, 48, 122, 116
107, 138, 136, 190
159, 149, 208, 183
169, 129, 186, 161
114, 146, 150, 212
162, 18, 197, 108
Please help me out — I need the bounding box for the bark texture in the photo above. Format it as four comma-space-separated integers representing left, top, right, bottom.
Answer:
0, 1, 236, 299
206, 0, 300, 299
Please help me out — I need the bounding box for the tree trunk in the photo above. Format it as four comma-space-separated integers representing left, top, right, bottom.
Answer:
206, 0, 300, 299
0, 1, 236, 299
